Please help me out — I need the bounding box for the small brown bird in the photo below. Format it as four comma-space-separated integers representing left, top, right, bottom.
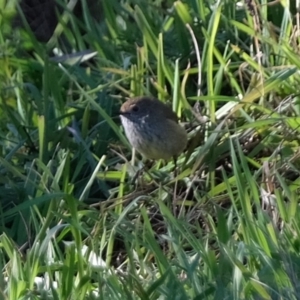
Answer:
119, 96, 187, 160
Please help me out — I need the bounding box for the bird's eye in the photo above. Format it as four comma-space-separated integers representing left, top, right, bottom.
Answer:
132, 105, 139, 112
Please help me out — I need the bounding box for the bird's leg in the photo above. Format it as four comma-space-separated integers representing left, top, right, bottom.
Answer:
173, 156, 178, 172
131, 158, 155, 186
172, 156, 180, 214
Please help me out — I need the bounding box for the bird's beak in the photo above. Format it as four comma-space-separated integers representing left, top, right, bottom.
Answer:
119, 111, 129, 116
